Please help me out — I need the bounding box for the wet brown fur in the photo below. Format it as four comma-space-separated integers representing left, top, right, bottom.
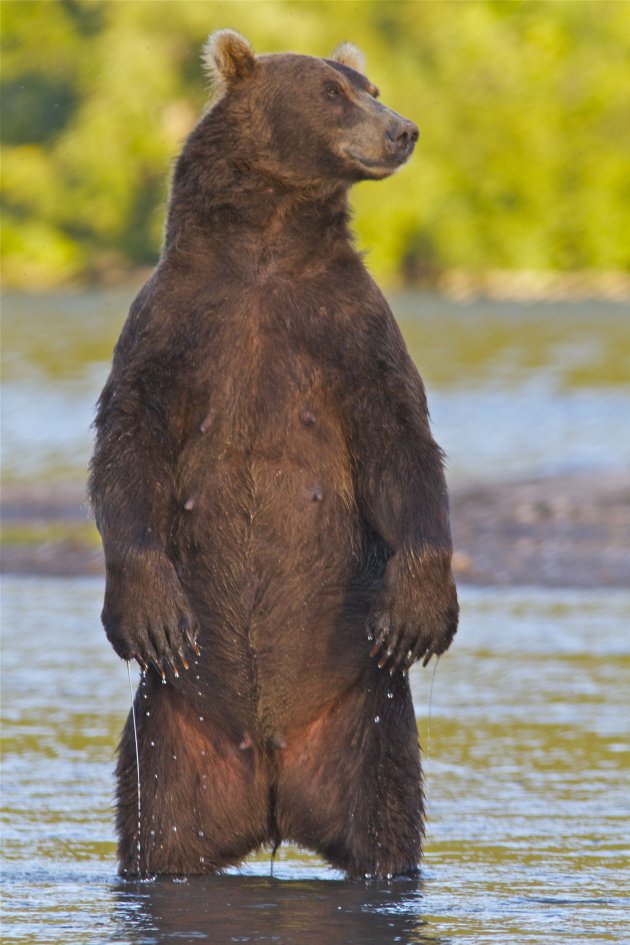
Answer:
90, 32, 457, 879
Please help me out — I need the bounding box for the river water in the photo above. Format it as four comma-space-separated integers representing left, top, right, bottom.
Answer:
1, 290, 629, 942
2, 289, 630, 485
1, 578, 628, 944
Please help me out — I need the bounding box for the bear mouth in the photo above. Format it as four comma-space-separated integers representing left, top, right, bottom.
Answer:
343, 149, 413, 178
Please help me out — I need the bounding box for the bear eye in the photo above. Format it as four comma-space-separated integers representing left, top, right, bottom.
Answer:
325, 82, 343, 98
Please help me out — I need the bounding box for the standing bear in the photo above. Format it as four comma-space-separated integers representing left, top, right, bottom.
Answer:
90, 30, 458, 879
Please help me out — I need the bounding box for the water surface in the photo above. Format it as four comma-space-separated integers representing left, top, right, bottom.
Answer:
2, 578, 628, 944
2, 289, 629, 484
2, 289, 629, 941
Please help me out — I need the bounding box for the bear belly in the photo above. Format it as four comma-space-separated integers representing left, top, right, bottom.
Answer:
170, 437, 373, 734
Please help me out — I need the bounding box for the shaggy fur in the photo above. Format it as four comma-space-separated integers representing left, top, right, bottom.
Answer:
90, 32, 458, 879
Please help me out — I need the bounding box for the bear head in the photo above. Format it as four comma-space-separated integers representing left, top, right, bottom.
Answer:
200, 30, 419, 188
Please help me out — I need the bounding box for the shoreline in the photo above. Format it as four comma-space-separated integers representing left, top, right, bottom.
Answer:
3, 269, 630, 304
2, 472, 628, 588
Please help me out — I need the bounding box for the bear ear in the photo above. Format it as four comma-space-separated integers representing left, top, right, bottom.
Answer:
329, 42, 366, 74
202, 29, 255, 89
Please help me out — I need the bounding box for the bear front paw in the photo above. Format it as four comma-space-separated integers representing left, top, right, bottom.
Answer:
367, 551, 458, 673
102, 549, 199, 677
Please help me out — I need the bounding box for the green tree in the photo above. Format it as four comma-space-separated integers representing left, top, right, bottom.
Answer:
2, 0, 629, 288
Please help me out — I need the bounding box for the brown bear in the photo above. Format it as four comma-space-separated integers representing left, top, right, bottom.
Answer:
89, 30, 458, 879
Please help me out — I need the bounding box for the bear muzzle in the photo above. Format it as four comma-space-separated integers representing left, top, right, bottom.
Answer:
340, 99, 419, 179
384, 118, 420, 162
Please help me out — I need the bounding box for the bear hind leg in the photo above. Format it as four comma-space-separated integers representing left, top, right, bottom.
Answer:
116, 686, 272, 876
275, 676, 423, 878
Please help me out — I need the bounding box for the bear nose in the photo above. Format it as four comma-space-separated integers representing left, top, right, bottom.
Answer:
385, 120, 420, 152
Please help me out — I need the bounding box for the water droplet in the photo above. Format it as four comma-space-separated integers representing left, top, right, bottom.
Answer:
197, 691, 202, 697
374, 715, 380, 724
201, 750, 206, 756
162, 677, 167, 685
367, 633, 374, 642
198, 830, 204, 837
172, 754, 177, 760
145, 711, 151, 717
150, 829, 155, 836
199, 716, 204, 722
150, 740, 155, 747
172, 825, 177, 832
200, 856, 205, 864
154, 773, 158, 779
387, 691, 394, 699
143, 693, 148, 699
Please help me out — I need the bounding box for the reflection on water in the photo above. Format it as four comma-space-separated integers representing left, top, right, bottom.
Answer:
1, 578, 629, 943
113, 874, 434, 945
2, 289, 630, 483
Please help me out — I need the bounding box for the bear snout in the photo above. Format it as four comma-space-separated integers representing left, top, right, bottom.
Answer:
384, 119, 419, 158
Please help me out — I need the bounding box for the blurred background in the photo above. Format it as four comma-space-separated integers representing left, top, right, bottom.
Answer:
2, 0, 630, 288
1, 4, 630, 944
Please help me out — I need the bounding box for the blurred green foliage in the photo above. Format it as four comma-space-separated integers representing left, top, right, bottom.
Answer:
2, 0, 629, 288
